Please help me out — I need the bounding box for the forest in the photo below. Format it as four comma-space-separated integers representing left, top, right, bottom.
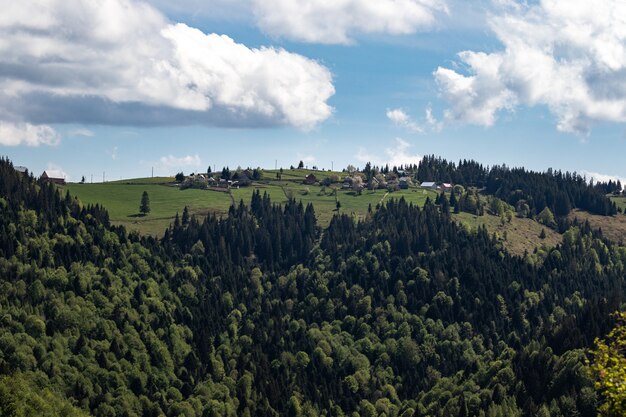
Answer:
0, 156, 625, 417
415, 155, 620, 217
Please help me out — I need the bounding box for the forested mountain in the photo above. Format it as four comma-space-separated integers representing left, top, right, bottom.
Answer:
0, 157, 624, 416
416, 155, 619, 217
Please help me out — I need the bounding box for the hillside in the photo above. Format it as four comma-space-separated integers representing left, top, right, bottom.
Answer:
568, 209, 626, 244
62, 169, 574, 256
61, 170, 439, 234
1, 157, 625, 416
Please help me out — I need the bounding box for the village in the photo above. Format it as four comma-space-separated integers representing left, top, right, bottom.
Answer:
177, 164, 454, 194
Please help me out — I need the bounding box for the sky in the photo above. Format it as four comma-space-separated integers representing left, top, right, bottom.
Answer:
1, 0, 626, 184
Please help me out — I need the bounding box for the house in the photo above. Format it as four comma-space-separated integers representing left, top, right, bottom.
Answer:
399, 177, 410, 189
238, 174, 252, 187
304, 173, 317, 185
342, 177, 353, 189
207, 177, 217, 185
441, 183, 453, 191
41, 170, 65, 185
420, 181, 437, 190
15, 166, 28, 174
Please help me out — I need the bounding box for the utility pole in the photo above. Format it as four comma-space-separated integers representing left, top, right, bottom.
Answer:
151, 167, 154, 178
275, 159, 277, 170
331, 161, 334, 171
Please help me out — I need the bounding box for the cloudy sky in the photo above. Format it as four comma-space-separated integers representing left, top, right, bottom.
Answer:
1, 0, 626, 183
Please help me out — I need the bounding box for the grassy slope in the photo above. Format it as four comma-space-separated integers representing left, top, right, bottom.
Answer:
61, 170, 568, 256
453, 212, 562, 257
568, 209, 626, 244
61, 183, 232, 236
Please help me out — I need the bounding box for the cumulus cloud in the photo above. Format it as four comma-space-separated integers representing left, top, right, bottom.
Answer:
356, 138, 422, 167
158, 154, 202, 169
385, 138, 423, 167
0, 122, 60, 146
0, 0, 335, 141
252, 0, 448, 44
434, 0, 626, 134
387, 106, 443, 133
387, 109, 423, 133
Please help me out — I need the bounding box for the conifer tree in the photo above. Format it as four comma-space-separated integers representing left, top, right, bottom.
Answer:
139, 191, 150, 215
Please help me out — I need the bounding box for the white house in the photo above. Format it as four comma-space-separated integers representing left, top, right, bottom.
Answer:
420, 181, 437, 190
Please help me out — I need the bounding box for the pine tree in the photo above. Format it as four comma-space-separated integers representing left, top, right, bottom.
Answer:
139, 191, 150, 215
182, 206, 190, 226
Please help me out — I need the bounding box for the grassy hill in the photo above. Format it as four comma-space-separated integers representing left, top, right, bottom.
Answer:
61, 182, 233, 235
61, 169, 439, 235
61, 169, 571, 255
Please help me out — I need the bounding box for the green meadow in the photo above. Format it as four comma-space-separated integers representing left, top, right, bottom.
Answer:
61, 170, 438, 235
61, 182, 232, 236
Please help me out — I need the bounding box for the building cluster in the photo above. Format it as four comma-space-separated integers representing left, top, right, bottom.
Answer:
303, 172, 453, 193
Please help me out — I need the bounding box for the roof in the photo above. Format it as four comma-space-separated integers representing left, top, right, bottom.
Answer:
42, 170, 65, 180
399, 177, 409, 182
442, 183, 453, 188
420, 182, 436, 187
15, 166, 28, 173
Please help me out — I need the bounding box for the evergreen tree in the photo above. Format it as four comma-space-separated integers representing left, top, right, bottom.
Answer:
139, 191, 150, 215
182, 206, 190, 226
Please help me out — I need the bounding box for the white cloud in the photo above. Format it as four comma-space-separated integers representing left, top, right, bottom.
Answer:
387, 109, 423, 133
356, 138, 422, 167
387, 106, 443, 133
158, 154, 202, 169
0, 122, 60, 146
252, 0, 448, 44
434, 0, 626, 134
385, 138, 422, 167
425, 105, 443, 132
582, 171, 626, 186
0, 0, 335, 134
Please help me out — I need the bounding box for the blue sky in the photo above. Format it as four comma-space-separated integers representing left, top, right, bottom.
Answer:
1, 0, 626, 184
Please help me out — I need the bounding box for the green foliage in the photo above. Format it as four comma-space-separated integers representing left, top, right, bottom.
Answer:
589, 311, 626, 416
0, 373, 90, 417
537, 207, 557, 228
